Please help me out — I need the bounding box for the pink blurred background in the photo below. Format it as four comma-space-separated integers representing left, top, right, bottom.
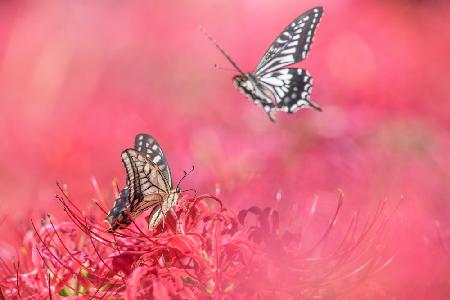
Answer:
0, 0, 449, 298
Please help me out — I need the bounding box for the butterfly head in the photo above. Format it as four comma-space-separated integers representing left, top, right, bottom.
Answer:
232, 74, 248, 88
232, 74, 255, 97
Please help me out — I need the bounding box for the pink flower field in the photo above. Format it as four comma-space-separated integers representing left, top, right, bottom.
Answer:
0, 1, 449, 299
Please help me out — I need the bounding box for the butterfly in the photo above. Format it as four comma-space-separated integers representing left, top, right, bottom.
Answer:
202, 7, 324, 121
105, 134, 180, 232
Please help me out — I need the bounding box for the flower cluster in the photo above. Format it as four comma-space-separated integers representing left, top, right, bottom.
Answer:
0, 187, 392, 299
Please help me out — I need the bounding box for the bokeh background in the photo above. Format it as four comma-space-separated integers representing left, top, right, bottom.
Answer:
0, 0, 449, 298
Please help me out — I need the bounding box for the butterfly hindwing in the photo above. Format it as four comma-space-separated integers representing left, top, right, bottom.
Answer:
255, 7, 323, 76
258, 68, 320, 113
105, 188, 132, 231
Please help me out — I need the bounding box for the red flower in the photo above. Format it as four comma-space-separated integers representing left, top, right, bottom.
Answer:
0, 186, 393, 299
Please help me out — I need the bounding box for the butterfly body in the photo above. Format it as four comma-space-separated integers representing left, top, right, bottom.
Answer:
105, 134, 180, 231
232, 73, 275, 113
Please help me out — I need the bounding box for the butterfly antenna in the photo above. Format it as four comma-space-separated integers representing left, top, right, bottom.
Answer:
181, 188, 197, 197
176, 165, 195, 190
214, 64, 237, 73
198, 26, 246, 76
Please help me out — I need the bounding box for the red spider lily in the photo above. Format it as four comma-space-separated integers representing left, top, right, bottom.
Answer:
0, 185, 393, 299
0, 1, 449, 297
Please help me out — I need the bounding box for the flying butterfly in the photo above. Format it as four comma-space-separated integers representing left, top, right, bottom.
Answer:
202, 7, 324, 121
105, 134, 180, 232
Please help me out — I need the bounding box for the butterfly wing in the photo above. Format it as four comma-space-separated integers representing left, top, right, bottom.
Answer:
134, 133, 173, 187
122, 147, 170, 212
258, 68, 321, 113
255, 7, 323, 76
122, 148, 179, 229
105, 149, 170, 231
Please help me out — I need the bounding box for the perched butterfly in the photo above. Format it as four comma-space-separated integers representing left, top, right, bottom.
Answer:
202, 7, 324, 121
105, 134, 179, 231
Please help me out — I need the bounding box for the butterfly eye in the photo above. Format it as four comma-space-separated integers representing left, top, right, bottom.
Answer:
176, 187, 181, 193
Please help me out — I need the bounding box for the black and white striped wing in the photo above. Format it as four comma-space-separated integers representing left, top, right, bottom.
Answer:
259, 68, 320, 113
255, 7, 323, 76
121, 148, 170, 220
134, 133, 173, 187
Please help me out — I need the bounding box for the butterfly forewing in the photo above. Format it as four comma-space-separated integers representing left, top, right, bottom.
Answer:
121, 148, 169, 208
255, 7, 323, 76
134, 133, 173, 186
